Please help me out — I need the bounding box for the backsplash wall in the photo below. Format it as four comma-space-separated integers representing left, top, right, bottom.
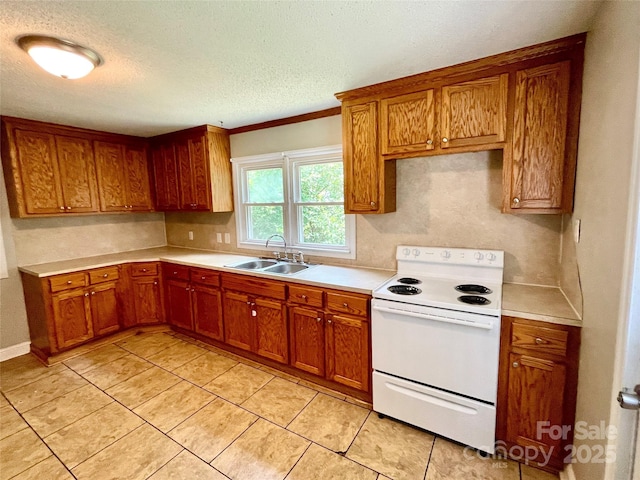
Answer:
166, 144, 563, 285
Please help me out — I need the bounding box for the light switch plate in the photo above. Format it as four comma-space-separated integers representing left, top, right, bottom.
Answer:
188, 231, 194, 241
224, 233, 231, 244
216, 233, 222, 243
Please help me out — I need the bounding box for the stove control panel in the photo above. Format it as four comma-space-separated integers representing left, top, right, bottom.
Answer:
397, 246, 504, 267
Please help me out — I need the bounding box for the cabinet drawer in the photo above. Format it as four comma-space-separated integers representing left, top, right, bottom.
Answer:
289, 285, 324, 308
190, 268, 220, 287
162, 263, 189, 281
326, 291, 369, 317
131, 262, 159, 277
511, 323, 568, 357
50, 272, 88, 292
222, 273, 286, 300
89, 266, 120, 284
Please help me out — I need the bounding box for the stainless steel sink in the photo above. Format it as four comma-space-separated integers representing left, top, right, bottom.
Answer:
227, 259, 278, 270
262, 263, 310, 275
226, 258, 315, 275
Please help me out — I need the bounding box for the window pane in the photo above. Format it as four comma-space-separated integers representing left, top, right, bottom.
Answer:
299, 162, 344, 202
247, 168, 283, 203
247, 205, 283, 240
300, 205, 346, 245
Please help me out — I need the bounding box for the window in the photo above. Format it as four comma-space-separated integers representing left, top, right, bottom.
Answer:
232, 145, 355, 259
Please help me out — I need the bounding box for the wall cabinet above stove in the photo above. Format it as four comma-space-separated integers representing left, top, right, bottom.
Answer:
336, 34, 585, 215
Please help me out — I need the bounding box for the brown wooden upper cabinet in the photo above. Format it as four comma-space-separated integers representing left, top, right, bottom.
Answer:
150, 125, 233, 212
94, 141, 153, 212
336, 34, 585, 215
1, 119, 100, 216
1, 116, 153, 218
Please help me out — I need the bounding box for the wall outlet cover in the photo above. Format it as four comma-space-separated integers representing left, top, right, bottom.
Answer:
224, 233, 231, 244
188, 231, 194, 241
216, 233, 222, 243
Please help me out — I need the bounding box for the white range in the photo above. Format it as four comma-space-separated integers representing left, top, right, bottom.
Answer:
371, 245, 504, 453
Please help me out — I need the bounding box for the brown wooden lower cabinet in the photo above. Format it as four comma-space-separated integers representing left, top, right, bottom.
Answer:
52, 288, 94, 349
496, 316, 580, 472
221, 273, 288, 364
289, 287, 371, 393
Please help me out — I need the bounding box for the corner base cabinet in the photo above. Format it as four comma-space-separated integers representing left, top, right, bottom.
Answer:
496, 316, 580, 472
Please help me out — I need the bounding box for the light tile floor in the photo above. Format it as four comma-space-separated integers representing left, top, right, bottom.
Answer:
0, 331, 559, 480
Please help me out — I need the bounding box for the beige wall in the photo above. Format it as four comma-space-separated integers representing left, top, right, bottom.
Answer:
0, 159, 168, 350
567, 2, 640, 479
167, 116, 563, 285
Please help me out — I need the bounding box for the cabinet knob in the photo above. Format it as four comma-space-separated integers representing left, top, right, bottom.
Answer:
535, 337, 545, 345
247, 301, 252, 305
66, 280, 73, 285
201, 276, 206, 280
316, 317, 322, 322
59, 206, 65, 211
512, 361, 519, 368
173, 271, 178, 275
102, 273, 108, 278
185, 287, 190, 291
327, 319, 332, 324
370, 201, 376, 207
191, 288, 195, 292
426, 139, 433, 145
513, 197, 520, 204
302, 295, 308, 300
84, 292, 89, 297
442, 137, 448, 143
142, 269, 147, 272
154, 281, 158, 285
91, 291, 95, 296
65, 206, 72, 211
343, 302, 348, 308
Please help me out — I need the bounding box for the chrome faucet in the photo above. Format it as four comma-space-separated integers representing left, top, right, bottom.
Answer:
265, 234, 288, 260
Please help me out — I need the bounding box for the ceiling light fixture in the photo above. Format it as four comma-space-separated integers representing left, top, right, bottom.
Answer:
16, 35, 103, 80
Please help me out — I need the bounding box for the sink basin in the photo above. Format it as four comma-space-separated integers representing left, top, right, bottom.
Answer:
228, 259, 278, 270
262, 263, 310, 275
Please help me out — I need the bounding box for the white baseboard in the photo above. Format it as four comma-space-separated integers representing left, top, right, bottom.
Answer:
560, 464, 577, 480
0, 342, 31, 362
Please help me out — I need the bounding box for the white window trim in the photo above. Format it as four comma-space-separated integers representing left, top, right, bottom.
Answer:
231, 145, 355, 260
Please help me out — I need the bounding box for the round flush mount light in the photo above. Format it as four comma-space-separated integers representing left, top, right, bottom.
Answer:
16, 35, 103, 80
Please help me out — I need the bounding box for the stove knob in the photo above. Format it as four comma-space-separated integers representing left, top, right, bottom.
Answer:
474, 251, 485, 261
402, 248, 410, 257
412, 249, 420, 257
486, 252, 497, 262
441, 250, 451, 260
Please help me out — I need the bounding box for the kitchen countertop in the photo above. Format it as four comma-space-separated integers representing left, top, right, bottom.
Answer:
19, 247, 582, 326
18, 246, 396, 295
501, 283, 582, 327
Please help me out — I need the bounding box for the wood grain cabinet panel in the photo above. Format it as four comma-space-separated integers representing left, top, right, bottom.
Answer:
165, 277, 194, 331
289, 306, 326, 377
325, 313, 370, 392
255, 297, 288, 364
380, 90, 436, 156
55, 136, 99, 213
222, 290, 253, 352
192, 283, 224, 341
52, 289, 94, 350
497, 316, 580, 472
506, 61, 572, 212
151, 125, 233, 213
94, 141, 153, 212
89, 282, 120, 336
440, 74, 508, 149
131, 276, 163, 325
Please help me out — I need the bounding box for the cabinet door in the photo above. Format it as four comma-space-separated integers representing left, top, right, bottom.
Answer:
14, 129, 64, 215
55, 136, 99, 213
124, 145, 153, 211
441, 73, 508, 149
508, 61, 571, 211
289, 306, 325, 377
52, 289, 93, 350
325, 314, 370, 392
192, 284, 224, 341
188, 135, 213, 211
94, 141, 128, 211
90, 282, 120, 336
222, 291, 253, 351
132, 276, 163, 324
254, 297, 288, 364
176, 139, 196, 210
506, 352, 566, 460
380, 90, 436, 156
343, 101, 380, 213
151, 144, 180, 210
165, 278, 194, 330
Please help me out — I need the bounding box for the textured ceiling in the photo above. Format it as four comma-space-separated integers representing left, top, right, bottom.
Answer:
0, 1, 601, 137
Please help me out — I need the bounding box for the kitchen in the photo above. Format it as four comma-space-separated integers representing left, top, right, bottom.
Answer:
1, 2, 639, 480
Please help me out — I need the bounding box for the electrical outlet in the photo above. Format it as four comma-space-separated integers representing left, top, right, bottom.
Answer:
188, 231, 194, 241
216, 233, 222, 243
572, 219, 581, 244
224, 233, 231, 244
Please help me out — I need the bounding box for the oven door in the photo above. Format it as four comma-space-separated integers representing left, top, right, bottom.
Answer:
371, 298, 501, 403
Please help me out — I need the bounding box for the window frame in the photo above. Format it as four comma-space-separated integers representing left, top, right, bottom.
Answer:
232, 145, 355, 259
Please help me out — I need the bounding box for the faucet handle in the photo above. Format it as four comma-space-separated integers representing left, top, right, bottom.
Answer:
273, 251, 281, 260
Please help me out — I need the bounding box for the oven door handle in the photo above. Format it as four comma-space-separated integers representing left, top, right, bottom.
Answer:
372, 304, 494, 330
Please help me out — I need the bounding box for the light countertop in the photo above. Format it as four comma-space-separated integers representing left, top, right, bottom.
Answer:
18, 247, 396, 295
19, 247, 582, 326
